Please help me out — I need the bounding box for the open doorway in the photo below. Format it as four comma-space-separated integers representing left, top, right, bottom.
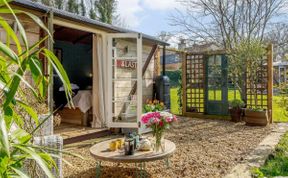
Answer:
53, 25, 93, 129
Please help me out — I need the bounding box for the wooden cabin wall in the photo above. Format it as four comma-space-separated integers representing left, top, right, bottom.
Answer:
0, 14, 40, 86
0, 14, 40, 50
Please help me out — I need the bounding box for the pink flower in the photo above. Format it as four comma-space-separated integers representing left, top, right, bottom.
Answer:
173, 115, 178, 121
141, 112, 153, 124
142, 112, 176, 129
154, 112, 161, 118
150, 117, 160, 124
159, 120, 164, 127
142, 117, 149, 124
165, 117, 173, 123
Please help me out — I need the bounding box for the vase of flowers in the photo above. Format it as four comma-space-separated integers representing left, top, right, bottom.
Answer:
141, 111, 177, 152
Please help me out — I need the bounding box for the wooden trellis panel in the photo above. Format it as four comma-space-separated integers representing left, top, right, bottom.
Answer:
182, 46, 272, 121
246, 60, 268, 109
246, 44, 273, 123
183, 54, 205, 113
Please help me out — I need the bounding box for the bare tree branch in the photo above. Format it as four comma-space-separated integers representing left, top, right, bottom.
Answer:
171, 0, 288, 49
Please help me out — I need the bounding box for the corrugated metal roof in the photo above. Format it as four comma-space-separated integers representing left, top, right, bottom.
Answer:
11, 0, 169, 46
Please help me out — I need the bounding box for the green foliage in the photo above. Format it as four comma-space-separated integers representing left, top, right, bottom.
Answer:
229, 99, 245, 108
164, 70, 181, 87
275, 83, 288, 117
95, 0, 117, 24
89, 8, 97, 19
67, 0, 79, 14
0, 0, 73, 177
31, 0, 120, 23
164, 70, 182, 114
143, 99, 165, 113
228, 38, 266, 105
248, 108, 265, 112
54, 0, 64, 10
177, 70, 182, 114
170, 88, 181, 115
257, 132, 288, 177
80, 0, 86, 16
273, 96, 288, 122
41, 0, 51, 6
251, 167, 265, 178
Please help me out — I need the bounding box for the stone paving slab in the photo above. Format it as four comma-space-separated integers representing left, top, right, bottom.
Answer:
224, 123, 288, 178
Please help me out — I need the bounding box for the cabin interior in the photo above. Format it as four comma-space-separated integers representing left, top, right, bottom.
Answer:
53, 25, 94, 130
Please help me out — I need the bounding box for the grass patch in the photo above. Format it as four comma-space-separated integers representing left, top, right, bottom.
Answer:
170, 87, 181, 115
251, 132, 288, 177
170, 87, 288, 122
273, 97, 288, 123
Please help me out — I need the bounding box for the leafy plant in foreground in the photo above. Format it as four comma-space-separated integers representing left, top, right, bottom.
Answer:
0, 0, 73, 177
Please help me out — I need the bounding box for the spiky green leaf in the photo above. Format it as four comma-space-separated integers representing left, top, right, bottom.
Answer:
0, 115, 10, 157
0, 41, 19, 63
17, 100, 38, 126
13, 145, 55, 178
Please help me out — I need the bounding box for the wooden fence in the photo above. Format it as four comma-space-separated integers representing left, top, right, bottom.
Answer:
181, 45, 273, 122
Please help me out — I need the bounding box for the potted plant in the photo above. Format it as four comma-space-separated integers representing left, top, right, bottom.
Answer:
143, 99, 165, 113
229, 99, 245, 122
244, 108, 269, 126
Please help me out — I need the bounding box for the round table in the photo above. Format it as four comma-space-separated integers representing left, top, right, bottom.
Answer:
90, 138, 176, 178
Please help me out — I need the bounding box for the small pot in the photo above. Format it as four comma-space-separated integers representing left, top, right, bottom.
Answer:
229, 107, 242, 122
244, 109, 268, 126
188, 107, 198, 112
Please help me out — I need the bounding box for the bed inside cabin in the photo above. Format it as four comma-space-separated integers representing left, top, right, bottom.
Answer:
53, 25, 93, 127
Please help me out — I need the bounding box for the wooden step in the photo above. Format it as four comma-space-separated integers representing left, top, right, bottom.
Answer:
63, 129, 110, 145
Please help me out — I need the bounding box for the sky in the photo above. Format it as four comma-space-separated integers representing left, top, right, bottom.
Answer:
116, 0, 182, 37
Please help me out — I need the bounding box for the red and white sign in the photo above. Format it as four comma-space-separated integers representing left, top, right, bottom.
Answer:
116, 60, 137, 69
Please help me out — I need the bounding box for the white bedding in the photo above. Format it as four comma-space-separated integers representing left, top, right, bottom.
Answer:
66, 90, 92, 113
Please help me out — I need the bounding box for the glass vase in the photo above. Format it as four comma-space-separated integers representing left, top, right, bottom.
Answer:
153, 132, 165, 153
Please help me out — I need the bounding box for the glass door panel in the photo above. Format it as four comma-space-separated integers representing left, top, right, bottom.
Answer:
207, 55, 222, 101
205, 55, 228, 115
107, 33, 142, 128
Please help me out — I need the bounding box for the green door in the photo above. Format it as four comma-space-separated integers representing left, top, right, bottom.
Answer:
205, 55, 228, 115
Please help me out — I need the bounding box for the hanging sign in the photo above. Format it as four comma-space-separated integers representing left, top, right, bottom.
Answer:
116, 59, 137, 69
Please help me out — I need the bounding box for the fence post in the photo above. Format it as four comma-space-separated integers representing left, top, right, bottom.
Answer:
47, 10, 54, 114
267, 44, 273, 123
182, 52, 187, 116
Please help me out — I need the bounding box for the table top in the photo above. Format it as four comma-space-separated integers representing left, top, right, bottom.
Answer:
90, 138, 176, 163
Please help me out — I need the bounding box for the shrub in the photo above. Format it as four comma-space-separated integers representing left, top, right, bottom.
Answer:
229, 99, 245, 109
164, 70, 181, 87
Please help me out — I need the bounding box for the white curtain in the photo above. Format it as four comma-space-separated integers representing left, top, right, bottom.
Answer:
92, 34, 106, 128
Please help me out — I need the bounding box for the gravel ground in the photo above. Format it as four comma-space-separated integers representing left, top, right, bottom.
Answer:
63, 117, 273, 178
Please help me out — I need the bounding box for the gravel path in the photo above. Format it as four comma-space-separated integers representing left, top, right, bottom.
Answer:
63, 117, 273, 178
